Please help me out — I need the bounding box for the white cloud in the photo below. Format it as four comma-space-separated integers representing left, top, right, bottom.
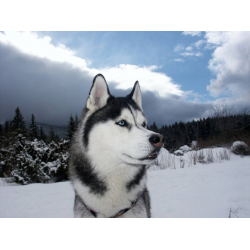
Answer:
206, 31, 250, 101
195, 52, 203, 57
181, 52, 194, 57
0, 31, 183, 98
186, 46, 193, 51
95, 64, 183, 97
174, 44, 185, 52
174, 59, 184, 62
205, 31, 230, 46
182, 31, 202, 37
195, 39, 205, 48
0, 31, 88, 70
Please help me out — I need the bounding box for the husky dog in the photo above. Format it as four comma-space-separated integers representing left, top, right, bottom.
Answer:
69, 74, 164, 218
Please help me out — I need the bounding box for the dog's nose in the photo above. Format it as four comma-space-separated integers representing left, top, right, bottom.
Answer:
149, 134, 164, 148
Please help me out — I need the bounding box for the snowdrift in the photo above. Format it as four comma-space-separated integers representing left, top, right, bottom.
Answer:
1, 147, 250, 218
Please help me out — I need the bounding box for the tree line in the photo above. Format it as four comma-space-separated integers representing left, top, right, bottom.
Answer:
149, 108, 250, 152
1, 106, 249, 184
0, 107, 80, 144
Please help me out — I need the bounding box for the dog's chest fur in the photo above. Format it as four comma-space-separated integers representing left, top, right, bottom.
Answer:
72, 162, 147, 217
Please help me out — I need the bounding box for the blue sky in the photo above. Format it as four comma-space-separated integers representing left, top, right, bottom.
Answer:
1, 31, 250, 126
39, 31, 213, 100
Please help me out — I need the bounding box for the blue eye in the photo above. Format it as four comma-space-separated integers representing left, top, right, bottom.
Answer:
142, 122, 146, 128
116, 120, 127, 127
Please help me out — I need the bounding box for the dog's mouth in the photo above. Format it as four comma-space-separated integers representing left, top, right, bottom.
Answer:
123, 149, 161, 162
141, 149, 160, 161
145, 151, 159, 160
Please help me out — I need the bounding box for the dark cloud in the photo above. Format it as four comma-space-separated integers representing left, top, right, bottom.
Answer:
140, 91, 213, 127
0, 43, 213, 127
0, 43, 92, 125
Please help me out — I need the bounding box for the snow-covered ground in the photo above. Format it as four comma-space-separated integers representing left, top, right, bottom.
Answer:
1, 147, 250, 218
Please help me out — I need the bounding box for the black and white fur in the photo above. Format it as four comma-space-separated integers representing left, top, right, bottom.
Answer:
69, 74, 163, 218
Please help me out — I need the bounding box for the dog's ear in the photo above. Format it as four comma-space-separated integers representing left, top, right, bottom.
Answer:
127, 81, 143, 110
86, 74, 111, 112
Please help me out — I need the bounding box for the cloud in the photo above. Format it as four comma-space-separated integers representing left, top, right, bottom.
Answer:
0, 31, 183, 98
182, 31, 202, 37
141, 91, 213, 126
174, 59, 184, 62
0, 31, 214, 127
186, 46, 193, 51
176, 38, 203, 58
174, 44, 185, 52
195, 39, 206, 48
0, 42, 93, 125
181, 52, 194, 57
99, 64, 183, 97
0, 31, 89, 70
195, 52, 203, 57
205, 31, 230, 46
206, 31, 250, 103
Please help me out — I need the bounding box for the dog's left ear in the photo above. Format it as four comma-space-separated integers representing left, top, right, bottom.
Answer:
86, 74, 111, 112
127, 81, 143, 110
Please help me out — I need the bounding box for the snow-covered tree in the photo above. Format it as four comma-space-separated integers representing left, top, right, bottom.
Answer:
6, 136, 70, 184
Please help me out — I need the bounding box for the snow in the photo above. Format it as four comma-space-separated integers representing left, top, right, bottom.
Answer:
174, 149, 183, 156
149, 157, 250, 217
0, 181, 74, 218
174, 145, 192, 156
0, 147, 250, 218
179, 145, 192, 152
231, 141, 248, 150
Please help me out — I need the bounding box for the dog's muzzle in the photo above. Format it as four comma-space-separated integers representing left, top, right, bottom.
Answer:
149, 134, 164, 148
145, 133, 164, 159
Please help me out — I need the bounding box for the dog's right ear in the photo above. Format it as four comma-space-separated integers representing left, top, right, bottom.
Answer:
86, 74, 111, 112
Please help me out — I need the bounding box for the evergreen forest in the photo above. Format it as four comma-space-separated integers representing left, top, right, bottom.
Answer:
1, 106, 250, 184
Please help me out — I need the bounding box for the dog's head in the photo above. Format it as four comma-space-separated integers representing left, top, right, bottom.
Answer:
81, 74, 164, 165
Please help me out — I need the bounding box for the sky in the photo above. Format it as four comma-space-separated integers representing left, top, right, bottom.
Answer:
1, 31, 250, 127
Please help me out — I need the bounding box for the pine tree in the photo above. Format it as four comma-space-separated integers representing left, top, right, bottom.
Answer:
39, 126, 47, 141
29, 114, 39, 140
0, 124, 3, 134
48, 126, 56, 142
0, 124, 3, 144
4, 121, 10, 134
149, 122, 158, 133
66, 115, 75, 140
11, 107, 27, 135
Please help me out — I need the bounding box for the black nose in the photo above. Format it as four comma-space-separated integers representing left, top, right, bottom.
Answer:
149, 134, 164, 148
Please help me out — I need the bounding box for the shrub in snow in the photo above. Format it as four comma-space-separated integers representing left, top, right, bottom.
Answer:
174, 150, 184, 156
0, 134, 70, 185
150, 148, 176, 170
191, 141, 197, 150
174, 145, 192, 156
179, 145, 192, 153
206, 149, 214, 164
231, 141, 250, 156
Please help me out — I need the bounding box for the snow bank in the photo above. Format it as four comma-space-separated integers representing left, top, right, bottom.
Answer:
231, 141, 249, 155
174, 145, 192, 156
231, 141, 248, 150
1, 152, 249, 218
174, 149, 183, 156
0, 181, 75, 218
179, 145, 192, 152
148, 156, 250, 217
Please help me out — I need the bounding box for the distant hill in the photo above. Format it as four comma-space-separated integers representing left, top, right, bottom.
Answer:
1, 120, 68, 139
36, 122, 67, 139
